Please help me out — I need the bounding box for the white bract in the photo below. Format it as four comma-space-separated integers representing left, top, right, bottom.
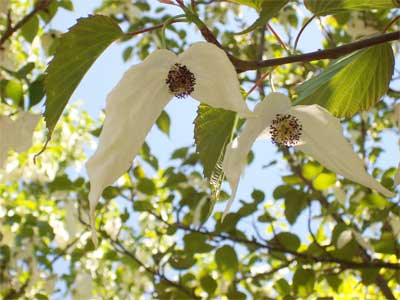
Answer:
86, 42, 252, 243
222, 92, 395, 215
0, 112, 40, 167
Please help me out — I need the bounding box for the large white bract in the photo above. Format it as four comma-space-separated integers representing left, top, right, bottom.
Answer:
222, 92, 395, 216
86, 42, 252, 243
0, 112, 40, 167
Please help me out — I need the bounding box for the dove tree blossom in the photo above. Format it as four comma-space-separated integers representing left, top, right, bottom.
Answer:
222, 92, 395, 214
86, 42, 252, 241
0, 112, 40, 168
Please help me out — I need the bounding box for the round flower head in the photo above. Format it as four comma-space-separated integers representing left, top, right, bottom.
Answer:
222, 92, 395, 216
86, 42, 253, 244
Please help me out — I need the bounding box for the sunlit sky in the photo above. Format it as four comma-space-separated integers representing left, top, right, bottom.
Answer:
51, 0, 399, 243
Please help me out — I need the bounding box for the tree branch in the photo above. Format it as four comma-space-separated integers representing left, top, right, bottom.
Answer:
0, 0, 53, 47
283, 149, 397, 300
148, 211, 400, 271
107, 236, 200, 299
233, 31, 400, 72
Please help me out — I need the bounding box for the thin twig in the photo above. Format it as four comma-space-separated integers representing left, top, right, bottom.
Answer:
294, 15, 315, 52
0, 0, 53, 47
383, 15, 400, 33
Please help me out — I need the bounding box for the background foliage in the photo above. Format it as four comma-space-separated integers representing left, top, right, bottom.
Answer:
0, 0, 399, 299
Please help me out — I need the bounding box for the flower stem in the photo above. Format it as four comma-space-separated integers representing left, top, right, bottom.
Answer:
161, 14, 187, 49
266, 23, 289, 53
383, 15, 400, 33
294, 15, 315, 52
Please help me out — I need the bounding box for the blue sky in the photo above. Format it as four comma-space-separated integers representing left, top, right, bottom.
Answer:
51, 1, 399, 242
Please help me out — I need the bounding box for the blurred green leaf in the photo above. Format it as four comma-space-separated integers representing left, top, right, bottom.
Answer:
215, 245, 238, 280
5, 80, 23, 104
293, 268, 315, 297
313, 173, 336, 190
21, 15, 39, 42
184, 232, 213, 254
156, 110, 171, 136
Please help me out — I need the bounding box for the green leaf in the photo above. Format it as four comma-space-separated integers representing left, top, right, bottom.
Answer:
272, 232, 301, 251
305, 0, 399, 16
235, 0, 289, 35
133, 200, 154, 212
184, 232, 214, 254
295, 44, 394, 117
215, 245, 238, 280
137, 178, 156, 195
21, 15, 39, 42
169, 250, 196, 270
44, 15, 123, 138
284, 190, 308, 225
156, 110, 171, 136
29, 74, 46, 108
58, 0, 74, 11
200, 274, 217, 295
194, 105, 236, 199
313, 173, 336, 190
5, 80, 23, 104
274, 278, 291, 296
361, 268, 379, 285
293, 268, 315, 297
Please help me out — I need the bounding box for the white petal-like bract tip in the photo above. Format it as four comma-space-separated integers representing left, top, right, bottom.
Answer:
86, 49, 176, 235
292, 104, 394, 198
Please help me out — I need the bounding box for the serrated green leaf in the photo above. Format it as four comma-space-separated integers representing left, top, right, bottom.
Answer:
295, 44, 394, 117
194, 105, 236, 199
305, 0, 399, 16
44, 15, 123, 138
235, 0, 289, 35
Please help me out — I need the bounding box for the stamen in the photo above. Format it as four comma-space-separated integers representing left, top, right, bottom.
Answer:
165, 63, 196, 98
269, 114, 302, 147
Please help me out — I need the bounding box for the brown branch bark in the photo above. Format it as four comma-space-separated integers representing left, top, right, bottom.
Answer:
197, 19, 399, 73
0, 0, 53, 47
233, 31, 400, 72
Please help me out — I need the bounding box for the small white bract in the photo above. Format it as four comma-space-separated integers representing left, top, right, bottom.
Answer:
222, 92, 395, 216
0, 112, 40, 167
86, 42, 252, 244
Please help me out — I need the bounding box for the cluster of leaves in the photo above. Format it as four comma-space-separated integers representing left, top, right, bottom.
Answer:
0, 0, 399, 299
